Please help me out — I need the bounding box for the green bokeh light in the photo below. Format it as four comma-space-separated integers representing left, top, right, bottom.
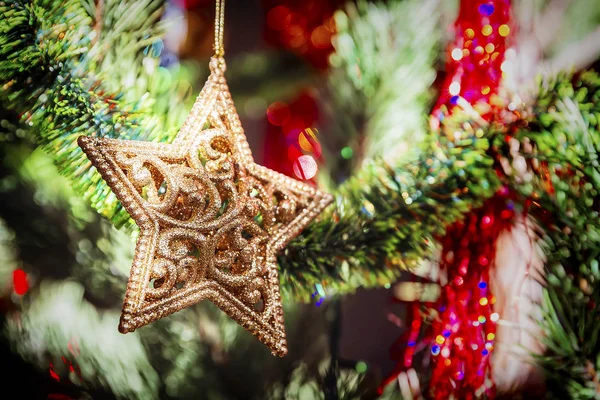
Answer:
341, 146, 353, 159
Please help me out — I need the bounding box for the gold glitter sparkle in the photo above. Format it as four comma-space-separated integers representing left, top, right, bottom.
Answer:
78, 57, 333, 357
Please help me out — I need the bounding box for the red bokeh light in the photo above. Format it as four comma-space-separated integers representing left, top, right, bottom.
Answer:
13, 269, 29, 295
266, 6, 292, 31
310, 26, 331, 49
282, 115, 305, 136
266, 101, 291, 126
262, 0, 343, 69
49, 364, 60, 381
263, 91, 321, 179
287, 144, 303, 161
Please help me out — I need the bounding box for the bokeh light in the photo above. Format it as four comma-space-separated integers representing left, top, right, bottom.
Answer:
292, 155, 318, 180
13, 269, 28, 295
451, 48, 463, 61
449, 82, 461, 96
267, 101, 291, 126
297, 128, 322, 157
311, 26, 331, 49
498, 24, 510, 37
341, 146, 353, 159
266, 6, 292, 31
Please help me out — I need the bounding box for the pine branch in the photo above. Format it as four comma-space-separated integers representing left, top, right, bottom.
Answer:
495, 71, 600, 399
0, 0, 179, 228
325, 0, 442, 175
280, 132, 499, 299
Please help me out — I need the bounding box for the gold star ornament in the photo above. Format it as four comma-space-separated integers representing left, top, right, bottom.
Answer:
78, 57, 332, 357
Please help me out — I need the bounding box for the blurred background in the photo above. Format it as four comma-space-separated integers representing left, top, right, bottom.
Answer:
2, 0, 600, 399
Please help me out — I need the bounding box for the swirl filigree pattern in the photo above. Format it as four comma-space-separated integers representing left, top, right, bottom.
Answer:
78, 57, 333, 357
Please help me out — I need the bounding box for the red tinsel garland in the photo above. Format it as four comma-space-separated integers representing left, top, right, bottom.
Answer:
432, 0, 511, 123
426, 194, 516, 399
380, 194, 518, 398
382, 1, 515, 398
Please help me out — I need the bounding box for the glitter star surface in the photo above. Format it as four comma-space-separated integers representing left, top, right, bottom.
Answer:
78, 57, 333, 357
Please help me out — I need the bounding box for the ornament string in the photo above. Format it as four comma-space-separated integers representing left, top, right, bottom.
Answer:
214, 0, 226, 57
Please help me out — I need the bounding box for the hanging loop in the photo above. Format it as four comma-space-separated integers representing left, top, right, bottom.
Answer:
214, 0, 226, 57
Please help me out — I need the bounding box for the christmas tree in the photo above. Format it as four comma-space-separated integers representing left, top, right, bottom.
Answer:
2, 0, 600, 398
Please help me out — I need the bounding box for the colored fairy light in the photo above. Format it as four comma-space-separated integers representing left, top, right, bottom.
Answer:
436, 335, 445, 345
13, 269, 29, 295
473, 321, 480, 327
478, 256, 489, 266
449, 82, 461, 96
454, 337, 463, 346
474, 45, 484, 54
478, 316, 487, 324
432, 345, 441, 356
459, 260, 468, 275
316, 283, 326, 298
292, 155, 318, 180
443, 330, 451, 338
298, 128, 318, 152
482, 349, 489, 356
481, 86, 491, 95
481, 24, 493, 36
444, 359, 452, 366
478, 4, 495, 16
485, 43, 495, 53
479, 297, 488, 306
361, 201, 375, 217
407, 341, 416, 347
465, 28, 474, 38
356, 361, 368, 373
490, 313, 500, 322
487, 333, 495, 341
485, 343, 494, 350
498, 24, 510, 36
341, 146, 353, 159
451, 48, 463, 61
456, 371, 465, 380
49, 364, 60, 381
478, 281, 487, 289
472, 344, 479, 351
441, 348, 451, 358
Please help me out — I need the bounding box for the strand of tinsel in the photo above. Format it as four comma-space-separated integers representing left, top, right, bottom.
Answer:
381, 1, 513, 397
